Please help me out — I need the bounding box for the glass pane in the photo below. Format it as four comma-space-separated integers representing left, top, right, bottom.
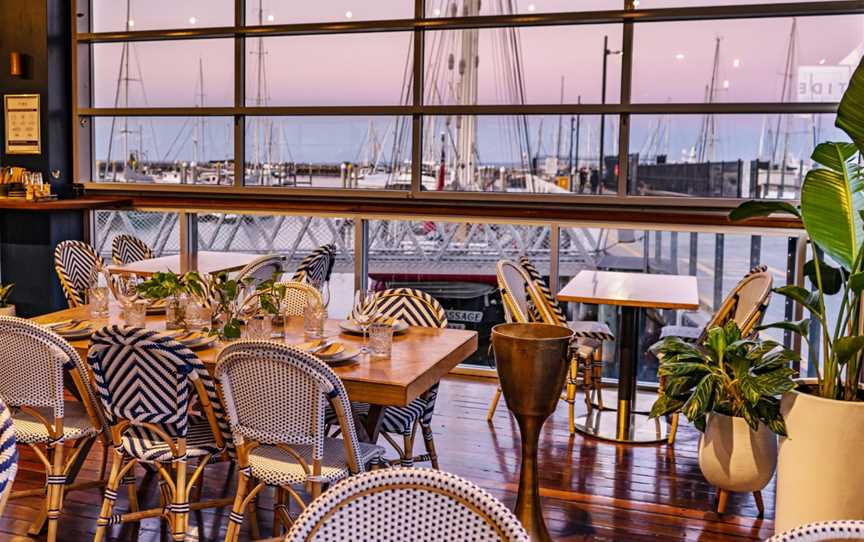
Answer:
94, 210, 180, 259
422, 115, 618, 193
93, 116, 234, 184
425, 25, 622, 105
628, 113, 849, 198
92, 39, 234, 108
245, 34, 412, 106
246, 0, 413, 24
426, 0, 623, 17
632, 15, 863, 103
641, 0, 832, 6
243, 116, 411, 188
91, 0, 233, 32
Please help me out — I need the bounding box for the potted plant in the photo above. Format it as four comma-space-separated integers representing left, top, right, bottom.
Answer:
729, 58, 864, 531
136, 271, 205, 330
650, 322, 797, 513
207, 271, 287, 339
0, 283, 15, 316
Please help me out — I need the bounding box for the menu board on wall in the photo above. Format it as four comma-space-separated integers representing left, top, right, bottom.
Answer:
4, 94, 41, 155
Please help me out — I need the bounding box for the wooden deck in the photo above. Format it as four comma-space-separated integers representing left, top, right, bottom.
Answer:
0, 376, 774, 541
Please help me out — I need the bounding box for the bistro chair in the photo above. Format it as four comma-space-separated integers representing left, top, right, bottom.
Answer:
111, 234, 154, 265
87, 326, 232, 542
235, 254, 286, 286
216, 340, 384, 541
659, 265, 773, 445
277, 280, 323, 317
488, 260, 612, 434
0, 398, 18, 519
0, 316, 107, 542
335, 288, 448, 468
284, 467, 530, 542
54, 240, 104, 308
291, 244, 337, 286
767, 520, 864, 541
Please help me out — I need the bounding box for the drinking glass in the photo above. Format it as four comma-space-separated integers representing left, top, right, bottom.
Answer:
368, 322, 394, 359
165, 294, 187, 330
89, 286, 109, 319
245, 314, 273, 340
308, 277, 330, 308
121, 299, 148, 328
186, 299, 211, 331
303, 293, 327, 339
352, 289, 376, 355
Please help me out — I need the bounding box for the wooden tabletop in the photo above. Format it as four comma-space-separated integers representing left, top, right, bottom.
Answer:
107, 251, 261, 277
557, 270, 700, 310
32, 306, 478, 408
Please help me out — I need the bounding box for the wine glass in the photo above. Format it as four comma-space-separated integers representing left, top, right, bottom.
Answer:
308, 276, 330, 308
352, 289, 376, 356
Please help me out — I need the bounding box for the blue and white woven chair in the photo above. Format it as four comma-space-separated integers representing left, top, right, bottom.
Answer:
284, 467, 529, 542
54, 240, 104, 308
235, 254, 285, 287
335, 288, 448, 468
216, 340, 384, 542
87, 326, 232, 542
767, 521, 864, 541
111, 234, 154, 265
0, 316, 106, 542
0, 398, 18, 519
291, 244, 336, 285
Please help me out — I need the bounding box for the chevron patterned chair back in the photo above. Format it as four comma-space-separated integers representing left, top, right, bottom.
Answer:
235, 254, 285, 286
111, 234, 154, 265
54, 240, 104, 308
518, 256, 568, 326
0, 398, 17, 518
285, 467, 529, 542
496, 259, 556, 324
350, 288, 448, 328
291, 244, 337, 285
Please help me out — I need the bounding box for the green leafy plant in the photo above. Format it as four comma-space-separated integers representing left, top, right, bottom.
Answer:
649, 322, 798, 436
135, 271, 205, 300
729, 58, 864, 401
0, 283, 14, 308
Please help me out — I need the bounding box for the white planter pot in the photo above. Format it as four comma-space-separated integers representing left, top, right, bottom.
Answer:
0, 305, 16, 317
775, 379, 864, 533
698, 412, 777, 493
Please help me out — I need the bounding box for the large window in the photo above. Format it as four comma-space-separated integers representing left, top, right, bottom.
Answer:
76, 1, 862, 201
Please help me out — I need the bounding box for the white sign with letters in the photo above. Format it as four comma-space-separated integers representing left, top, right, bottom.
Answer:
4, 94, 41, 154
798, 66, 852, 103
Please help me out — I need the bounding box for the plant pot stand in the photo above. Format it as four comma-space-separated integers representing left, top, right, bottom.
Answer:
715, 488, 765, 517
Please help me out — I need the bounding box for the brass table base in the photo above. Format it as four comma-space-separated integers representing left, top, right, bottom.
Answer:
574, 406, 670, 444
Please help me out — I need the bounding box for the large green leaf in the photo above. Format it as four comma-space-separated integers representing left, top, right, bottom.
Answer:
728, 200, 801, 222
649, 394, 684, 419
757, 319, 810, 340
803, 258, 844, 295
834, 335, 864, 365
800, 143, 864, 271
773, 285, 823, 317
837, 57, 864, 153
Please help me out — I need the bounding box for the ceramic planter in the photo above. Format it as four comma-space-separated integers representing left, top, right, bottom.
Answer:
698, 412, 777, 494
775, 379, 864, 533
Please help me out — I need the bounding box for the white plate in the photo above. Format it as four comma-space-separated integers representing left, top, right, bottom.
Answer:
322, 347, 360, 365
338, 320, 409, 335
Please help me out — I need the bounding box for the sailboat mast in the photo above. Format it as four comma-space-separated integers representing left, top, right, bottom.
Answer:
697, 36, 721, 163
771, 18, 797, 168
555, 76, 564, 161
456, 0, 480, 190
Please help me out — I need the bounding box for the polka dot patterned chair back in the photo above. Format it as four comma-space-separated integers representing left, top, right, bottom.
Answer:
0, 398, 17, 519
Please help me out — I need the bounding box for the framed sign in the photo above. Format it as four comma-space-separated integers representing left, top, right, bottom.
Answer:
4, 94, 41, 154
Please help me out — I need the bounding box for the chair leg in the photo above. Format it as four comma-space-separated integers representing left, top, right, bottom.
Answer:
94, 449, 125, 542
225, 472, 264, 542
273, 487, 285, 536
716, 488, 729, 515
565, 358, 578, 434
248, 488, 261, 540
593, 347, 604, 410
123, 471, 139, 513
753, 491, 765, 518
172, 459, 188, 542
45, 442, 66, 542
420, 423, 440, 469
401, 425, 416, 467
486, 387, 502, 422
667, 413, 680, 446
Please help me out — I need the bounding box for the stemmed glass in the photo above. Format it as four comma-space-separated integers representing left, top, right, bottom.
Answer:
308, 277, 330, 308
352, 289, 376, 356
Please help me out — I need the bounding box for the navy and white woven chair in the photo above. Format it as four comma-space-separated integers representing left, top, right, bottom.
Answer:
658, 265, 772, 445
284, 467, 529, 542
291, 243, 336, 290
0, 316, 106, 542
337, 288, 448, 468
767, 521, 864, 541
235, 254, 285, 287
111, 234, 154, 265
0, 398, 18, 519
87, 326, 231, 542
54, 240, 104, 308
216, 340, 384, 541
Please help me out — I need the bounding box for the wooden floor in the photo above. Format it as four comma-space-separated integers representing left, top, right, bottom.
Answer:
0, 376, 774, 541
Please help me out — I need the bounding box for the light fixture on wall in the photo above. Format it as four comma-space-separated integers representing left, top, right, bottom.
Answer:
9, 52, 23, 77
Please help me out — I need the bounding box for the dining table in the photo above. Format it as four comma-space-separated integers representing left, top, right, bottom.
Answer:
32, 305, 479, 443
107, 250, 263, 277
557, 270, 699, 444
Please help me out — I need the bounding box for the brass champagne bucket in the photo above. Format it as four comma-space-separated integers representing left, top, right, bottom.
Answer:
492, 323, 574, 542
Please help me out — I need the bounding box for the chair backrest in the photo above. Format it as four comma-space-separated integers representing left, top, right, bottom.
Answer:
496, 260, 556, 325
701, 265, 773, 340
284, 467, 530, 542
291, 244, 336, 285
0, 399, 18, 518
519, 256, 567, 326
111, 234, 154, 265
350, 288, 448, 328
87, 326, 230, 447
216, 341, 363, 473
277, 281, 323, 318
54, 240, 104, 308
767, 520, 864, 541
236, 254, 285, 287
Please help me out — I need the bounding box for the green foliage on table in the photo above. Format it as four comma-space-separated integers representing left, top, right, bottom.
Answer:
649, 322, 798, 436
135, 271, 205, 300
729, 58, 864, 401
0, 283, 14, 308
